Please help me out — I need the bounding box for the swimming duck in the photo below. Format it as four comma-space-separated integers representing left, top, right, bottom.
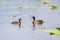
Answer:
38, 27, 60, 36
12, 18, 21, 28
32, 16, 44, 25
12, 18, 21, 25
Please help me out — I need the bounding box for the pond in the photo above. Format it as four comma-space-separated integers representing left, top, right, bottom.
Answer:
0, 0, 60, 40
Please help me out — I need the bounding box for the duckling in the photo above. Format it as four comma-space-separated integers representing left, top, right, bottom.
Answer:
32, 16, 44, 25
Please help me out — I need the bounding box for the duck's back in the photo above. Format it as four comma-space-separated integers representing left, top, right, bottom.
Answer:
12, 21, 21, 24
34, 20, 43, 24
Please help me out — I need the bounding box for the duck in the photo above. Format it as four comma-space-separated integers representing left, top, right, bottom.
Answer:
12, 18, 21, 25
12, 18, 21, 28
32, 16, 44, 25
38, 27, 60, 36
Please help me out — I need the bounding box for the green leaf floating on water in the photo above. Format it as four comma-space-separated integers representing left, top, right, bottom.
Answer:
19, 6, 23, 8
38, 27, 60, 36
13, 16, 16, 18
49, 5, 57, 10
56, 27, 60, 30
43, 1, 49, 4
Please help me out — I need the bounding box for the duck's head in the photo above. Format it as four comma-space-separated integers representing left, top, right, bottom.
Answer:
32, 16, 35, 21
19, 18, 21, 22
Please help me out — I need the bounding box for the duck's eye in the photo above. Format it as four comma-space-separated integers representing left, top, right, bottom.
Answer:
50, 32, 55, 35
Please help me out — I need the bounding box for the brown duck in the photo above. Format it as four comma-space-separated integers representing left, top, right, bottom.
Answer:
12, 18, 21, 28
32, 16, 44, 25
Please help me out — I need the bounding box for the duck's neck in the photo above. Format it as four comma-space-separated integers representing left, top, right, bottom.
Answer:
19, 18, 21, 22
32, 16, 35, 21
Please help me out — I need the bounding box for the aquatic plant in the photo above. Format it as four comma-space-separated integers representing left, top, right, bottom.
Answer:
50, 32, 55, 35
43, 1, 49, 4
49, 5, 57, 10
38, 27, 60, 36
13, 16, 16, 18
18, 6, 23, 8
56, 27, 60, 31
